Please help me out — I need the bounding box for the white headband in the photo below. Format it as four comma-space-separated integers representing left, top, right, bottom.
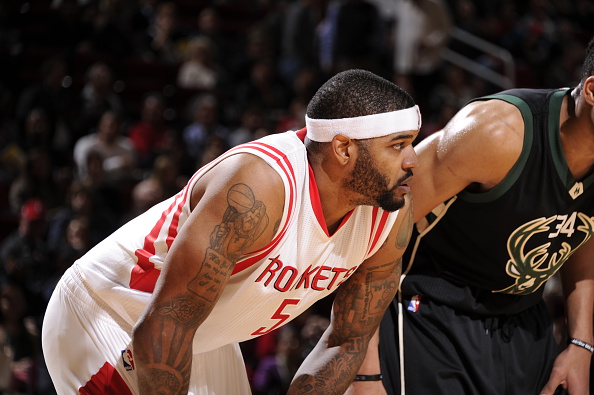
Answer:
305, 105, 421, 142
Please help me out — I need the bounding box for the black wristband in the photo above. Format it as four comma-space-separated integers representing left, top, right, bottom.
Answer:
568, 338, 594, 353
353, 374, 383, 381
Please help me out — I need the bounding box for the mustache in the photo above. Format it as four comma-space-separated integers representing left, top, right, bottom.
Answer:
397, 169, 414, 185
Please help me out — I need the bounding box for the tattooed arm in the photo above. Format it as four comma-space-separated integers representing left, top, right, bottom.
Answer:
287, 194, 413, 395
131, 154, 285, 394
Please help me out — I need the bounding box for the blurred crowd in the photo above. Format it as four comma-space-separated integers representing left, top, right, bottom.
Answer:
0, 0, 593, 393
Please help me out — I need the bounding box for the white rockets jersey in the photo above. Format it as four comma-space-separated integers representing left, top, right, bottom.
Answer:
73, 129, 400, 353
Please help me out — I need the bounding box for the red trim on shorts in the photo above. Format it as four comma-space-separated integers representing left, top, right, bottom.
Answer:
79, 362, 132, 395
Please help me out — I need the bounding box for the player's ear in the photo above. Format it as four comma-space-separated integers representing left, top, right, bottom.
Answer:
581, 76, 594, 107
331, 134, 353, 166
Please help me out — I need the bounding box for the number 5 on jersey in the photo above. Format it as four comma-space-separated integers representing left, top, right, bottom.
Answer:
251, 298, 300, 336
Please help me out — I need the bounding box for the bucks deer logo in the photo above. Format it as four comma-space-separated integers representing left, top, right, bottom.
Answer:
496, 212, 594, 295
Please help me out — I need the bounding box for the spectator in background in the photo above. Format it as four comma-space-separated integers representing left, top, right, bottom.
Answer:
427, 64, 480, 122
195, 134, 229, 169
19, 108, 52, 157
142, 1, 194, 64
332, 0, 386, 73
299, 313, 330, 360
73, 110, 136, 184
252, 325, 304, 395
177, 36, 220, 91
75, 62, 125, 140
278, 0, 322, 87
42, 216, 91, 305
126, 154, 184, 221
46, 181, 117, 256
8, 148, 62, 215
0, 199, 51, 297
127, 92, 172, 169
291, 67, 321, 104
182, 94, 230, 165
392, 0, 452, 108
275, 97, 307, 134
15, 57, 76, 163
77, 149, 125, 218
193, 7, 235, 73
0, 280, 44, 395
235, 58, 290, 126
228, 104, 269, 148
226, 25, 276, 93
316, 0, 341, 76
82, 0, 137, 58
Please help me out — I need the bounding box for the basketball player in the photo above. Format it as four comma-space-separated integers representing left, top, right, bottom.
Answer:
41, 69, 421, 394
349, 37, 594, 395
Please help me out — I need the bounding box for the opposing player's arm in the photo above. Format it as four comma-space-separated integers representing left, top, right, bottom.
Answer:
131, 153, 285, 395
287, 194, 413, 395
541, 237, 594, 394
411, 99, 524, 222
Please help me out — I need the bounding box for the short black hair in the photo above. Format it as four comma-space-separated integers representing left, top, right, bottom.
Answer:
306, 69, 415, 120
581, 36, 594, 82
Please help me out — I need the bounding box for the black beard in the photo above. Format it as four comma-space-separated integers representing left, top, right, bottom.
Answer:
343, 145, 410, 212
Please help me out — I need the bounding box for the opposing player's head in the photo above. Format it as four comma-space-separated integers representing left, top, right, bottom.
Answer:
305, 69, 419, 212
575, 36, 594, 126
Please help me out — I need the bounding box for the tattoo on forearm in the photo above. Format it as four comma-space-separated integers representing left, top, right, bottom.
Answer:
290, 345, 365, 394
187, 248, 234, 302
313, 356, 356, 390
158, 296, 204, 325
330, 261, 399, 340
139, 364, 184, 394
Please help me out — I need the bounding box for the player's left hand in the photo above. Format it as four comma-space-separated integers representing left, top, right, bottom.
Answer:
540, 345, 591, 395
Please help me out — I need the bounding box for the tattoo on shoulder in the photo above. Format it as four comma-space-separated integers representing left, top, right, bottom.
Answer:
188, 183, 270, 302
209, 183, 270, 262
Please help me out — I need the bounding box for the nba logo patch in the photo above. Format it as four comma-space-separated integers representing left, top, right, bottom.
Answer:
407, 295, 421, 312
122, 349, 135, 371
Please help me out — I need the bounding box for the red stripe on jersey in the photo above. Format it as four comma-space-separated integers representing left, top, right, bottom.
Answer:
130, 170, 202, 293
366, 207, 379, 253
367, 209, 390, 255
308, 165, 353, 237
231, 142, 297, 274
130, 193, 182, 293
79, 362, 132, 395
296, 127, 307, 141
